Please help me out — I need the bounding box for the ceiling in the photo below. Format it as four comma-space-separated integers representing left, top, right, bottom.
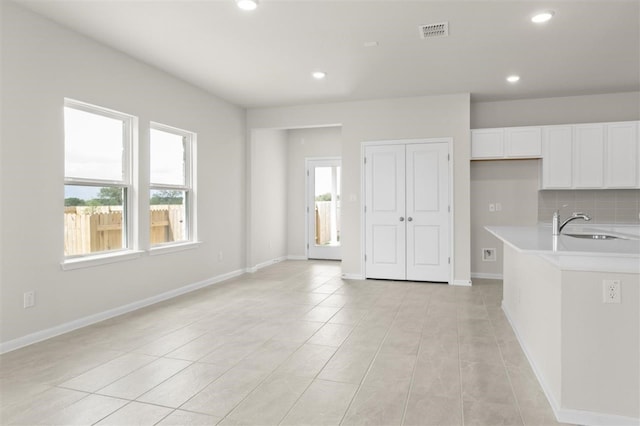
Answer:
15, 0, 640, 108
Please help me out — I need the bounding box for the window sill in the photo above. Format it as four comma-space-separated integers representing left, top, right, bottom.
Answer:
149, 241, 202, 256
61, 250, 144, 271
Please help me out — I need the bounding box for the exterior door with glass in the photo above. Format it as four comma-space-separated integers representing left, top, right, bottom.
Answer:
307, 158, 341, 260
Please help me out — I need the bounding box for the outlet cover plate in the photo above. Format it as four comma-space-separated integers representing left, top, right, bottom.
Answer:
482, 248, 497, 262
603, 280, 621, 304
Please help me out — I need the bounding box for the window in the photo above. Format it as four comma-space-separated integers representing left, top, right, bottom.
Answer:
149, 123, 195, 247
64, 100, 134, 258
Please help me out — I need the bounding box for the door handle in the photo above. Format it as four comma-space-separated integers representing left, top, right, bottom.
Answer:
399, 217, 405, 222
407, 217, 413, 222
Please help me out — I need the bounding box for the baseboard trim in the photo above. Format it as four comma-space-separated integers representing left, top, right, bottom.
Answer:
246, 256, 287, 273
502, 302, 639, 426
0, 268, 245, 355
556, 408, 639, 426
451, 279, 472, 286
286, 255, 307, 261
502, 302, 561, 415
341, 273, 365, 280
471, 272, 504, 280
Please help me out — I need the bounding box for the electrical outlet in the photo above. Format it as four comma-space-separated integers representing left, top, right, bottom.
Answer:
603, 280, 621, 304
218, 251, 223, 261
489, 203, 495, 212
23, 291, 35, 308
482, 248, 497, 262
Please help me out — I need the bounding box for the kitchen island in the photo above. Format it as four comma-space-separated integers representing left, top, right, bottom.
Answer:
486, 224, 640, 426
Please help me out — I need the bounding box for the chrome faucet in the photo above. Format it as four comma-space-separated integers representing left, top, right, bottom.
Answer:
552, 210, 591, 235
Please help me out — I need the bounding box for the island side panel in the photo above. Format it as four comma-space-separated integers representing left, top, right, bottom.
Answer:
502, 244, 563, 410
561, 270, 640, 419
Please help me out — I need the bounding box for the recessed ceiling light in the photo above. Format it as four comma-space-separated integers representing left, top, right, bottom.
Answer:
531, 11, 554, 23
312, 71, 327, 80
236, 0, 258, 11
507, 75, 520, 83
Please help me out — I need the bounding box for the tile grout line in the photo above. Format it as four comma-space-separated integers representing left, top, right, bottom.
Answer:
212, 272, 347, 425
488, 288, 527, 426
337, 289, 406, 426
275, 302, 359, 424
398, 291, 429, 426
457, 289, 466, 426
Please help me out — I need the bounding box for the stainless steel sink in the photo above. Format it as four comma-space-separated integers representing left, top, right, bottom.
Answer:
565, 233, 624, 240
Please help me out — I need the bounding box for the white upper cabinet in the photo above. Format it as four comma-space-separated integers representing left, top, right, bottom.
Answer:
542, 126, 573, 188
471, 128, 504, 159
606, 122, 638, 188
505, 127, 542, 158
471, 127, 541, 159
573, 124, 605, 188
540, 121, 639, 189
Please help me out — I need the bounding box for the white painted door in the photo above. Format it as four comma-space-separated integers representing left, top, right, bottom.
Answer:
307, 158, 341, 260
405, 143, 450, 281
365, 142, 450, 282
364, 145, 406, 279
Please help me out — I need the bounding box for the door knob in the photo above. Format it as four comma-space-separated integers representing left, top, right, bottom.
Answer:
399, 217, 405, 222
407, 217, 413, 222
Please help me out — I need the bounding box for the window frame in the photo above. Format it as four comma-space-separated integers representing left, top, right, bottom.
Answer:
63, 98, 137, 263
148, 122, 196, 249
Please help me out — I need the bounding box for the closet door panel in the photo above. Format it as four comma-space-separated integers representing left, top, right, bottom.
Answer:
365, 145, 406, 280
406, 143, 450, 282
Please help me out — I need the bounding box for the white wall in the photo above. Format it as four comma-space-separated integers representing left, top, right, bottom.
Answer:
249, 129, 288, 267
248, 94, 471, 282
503, 245, 640, 422
562, 270, 640, 419
470, 160, 539, 277
471, 92, 640, 128
286, 127, 341, 258
0, 3, 246, 346
470, 92, 640, 277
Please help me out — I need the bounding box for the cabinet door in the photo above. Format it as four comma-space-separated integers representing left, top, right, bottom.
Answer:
573, 124, 604, 188
542, 126, 573, 188
505, 127, 542, 158
471, 129, 504, 159
606, 122, 638, 188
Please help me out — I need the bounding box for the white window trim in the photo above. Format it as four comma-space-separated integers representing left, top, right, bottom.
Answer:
63, 99, 138, 266
149, 241, 202, 256
61, 250, 144, 271
149, 122, 197, 247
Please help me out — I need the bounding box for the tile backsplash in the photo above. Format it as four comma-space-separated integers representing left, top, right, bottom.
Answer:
539, 189, 640, 224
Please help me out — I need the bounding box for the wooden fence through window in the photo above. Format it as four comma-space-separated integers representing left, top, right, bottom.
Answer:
315, 201, 340, 245
64, 205, 184, 256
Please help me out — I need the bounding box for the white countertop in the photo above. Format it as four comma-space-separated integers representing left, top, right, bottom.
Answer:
486, 224, 640, 273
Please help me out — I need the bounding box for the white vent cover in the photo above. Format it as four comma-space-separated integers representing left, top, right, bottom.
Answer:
419, 22, 449, 39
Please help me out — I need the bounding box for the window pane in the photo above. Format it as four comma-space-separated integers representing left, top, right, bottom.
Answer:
64, 107, 124, 181
64, 185, 125, 256
314, 166, 340, 247
150, 129, 185, 185
150, 189, 186, 245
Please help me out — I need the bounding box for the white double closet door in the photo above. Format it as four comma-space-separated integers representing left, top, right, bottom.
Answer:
364, 141, 450, 282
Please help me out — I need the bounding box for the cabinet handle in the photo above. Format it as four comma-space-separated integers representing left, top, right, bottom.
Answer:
399, 217, 405, 222
407, 217, 413, 222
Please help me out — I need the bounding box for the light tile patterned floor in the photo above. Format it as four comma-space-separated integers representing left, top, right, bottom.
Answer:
0, 260, 570, 425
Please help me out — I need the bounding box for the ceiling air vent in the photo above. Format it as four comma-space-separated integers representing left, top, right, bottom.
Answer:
419, 22, 449, 39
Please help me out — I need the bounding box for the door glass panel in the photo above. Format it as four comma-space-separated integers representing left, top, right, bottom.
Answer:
314, 166, 341, 247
